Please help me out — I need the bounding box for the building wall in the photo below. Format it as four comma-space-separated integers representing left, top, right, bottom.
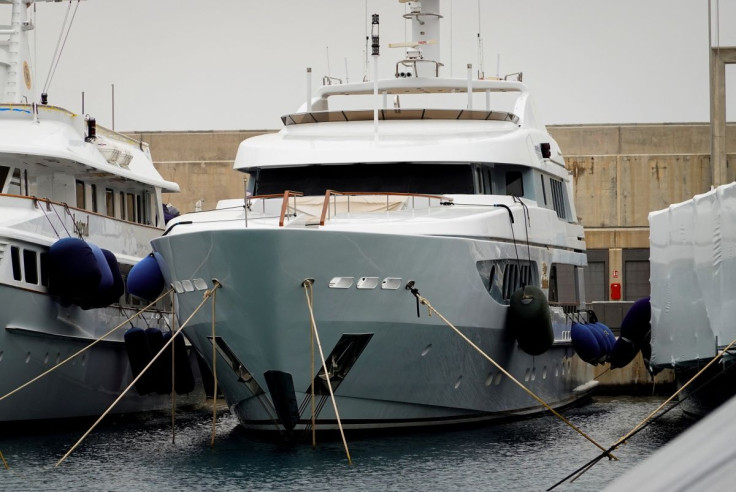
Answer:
129, 122, 736, 308
551, 123, 735, 304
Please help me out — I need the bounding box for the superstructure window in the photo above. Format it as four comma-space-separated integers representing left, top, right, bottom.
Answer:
550, 178, 567, 220
23, 250, 38, 284
76, 180, 86, 209
105, 188, 115, 217
501, 262, 538, 301
540, 175, 547, 205
40, 252, 50, 287
253, 163, 474, 196
91, 184, 98, 213
10, 246, 21, 281
505, 171, 524, 197
126, 193, 136, 222
0, 166, 10, 193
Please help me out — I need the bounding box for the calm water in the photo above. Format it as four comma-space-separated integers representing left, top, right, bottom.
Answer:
0, 396, 692, 491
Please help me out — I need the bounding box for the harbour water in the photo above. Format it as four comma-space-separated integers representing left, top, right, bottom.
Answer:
0, 395, 691, 491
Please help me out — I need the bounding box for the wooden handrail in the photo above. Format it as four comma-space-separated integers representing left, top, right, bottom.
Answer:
277, 190, 304, 227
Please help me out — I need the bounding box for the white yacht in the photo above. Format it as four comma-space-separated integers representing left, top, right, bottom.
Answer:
153, 0, 593, 435
0, 0, 200, 424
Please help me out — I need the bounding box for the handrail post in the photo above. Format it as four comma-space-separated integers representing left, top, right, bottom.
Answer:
278, 190, 291, 227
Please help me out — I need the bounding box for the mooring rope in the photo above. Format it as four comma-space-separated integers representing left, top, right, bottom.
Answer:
309, 280, 317, 449
302, 279, 352, 465
55, 283, 221, 467
170, 289, 177, 445
547, 333, 736, 490
0, 450, 8, 470
405, 283, 616, 460
0, 289, 173, 404
210, 283, 220, 448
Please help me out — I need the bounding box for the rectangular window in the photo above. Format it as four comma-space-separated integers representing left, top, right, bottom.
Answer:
105, 188, 115, 217
142, 191, 151, 224
549, 178, 567, 220
120, 192, 126, 220
76, 180, 86, 209
505, 171, 524, 197
126, 193, 136, 222
10, 246, 22, 281
40, 252, 50, 287
136, 194, 142, 223
540, 174, 547, 205
23, 249, 38, 284
483, 168, 493, 195
0, 166, 10, 192
91, 184, 98, 213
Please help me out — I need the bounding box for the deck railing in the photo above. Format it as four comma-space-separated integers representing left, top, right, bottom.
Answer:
243, 190, 452, 227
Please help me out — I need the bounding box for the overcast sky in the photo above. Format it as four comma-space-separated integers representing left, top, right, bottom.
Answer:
22, 0, 736, 132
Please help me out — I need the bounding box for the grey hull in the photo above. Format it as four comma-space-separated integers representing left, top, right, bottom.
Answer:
0, 285, 205, 423
153, 228, 593, 433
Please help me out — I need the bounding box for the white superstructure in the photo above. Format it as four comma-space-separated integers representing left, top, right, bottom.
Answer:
0, 0, 202, 424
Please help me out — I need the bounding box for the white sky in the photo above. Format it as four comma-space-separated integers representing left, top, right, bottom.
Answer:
21, 0, 736, 132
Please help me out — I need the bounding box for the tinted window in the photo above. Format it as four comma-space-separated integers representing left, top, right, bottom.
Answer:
506, 171, 524, 196
23, 249, 38, 284
254, 163, 474, 196
11, 246, 21, 281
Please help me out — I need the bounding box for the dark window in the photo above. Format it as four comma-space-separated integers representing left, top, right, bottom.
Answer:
136, 194, 142, 223
76, 180, 86, 209
91, 184, 98, 213
105, 189, 115, 217
253, 163, 474, 196
0, 166, 10, 192
505, 171, 524, 196
10, 246, 21, 281
540, 174, 547, 205
483, 167, 493, 195
120, 192, 126, 220
549, 178, 567, 219
40, 252, 50, 287
23, 249, 38, 284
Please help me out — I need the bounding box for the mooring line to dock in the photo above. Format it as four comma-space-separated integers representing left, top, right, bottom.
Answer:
309, 281, 317, 449
547, 334, 736, 490
593, 366, 612, 380
210, 282, 220, 448
0, 289, 174, 404
0, 449, 8, 469
303, 279, 352, 465
405, 283, 616, 460
170, 290, 177, 445
55, 283, 221, 468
